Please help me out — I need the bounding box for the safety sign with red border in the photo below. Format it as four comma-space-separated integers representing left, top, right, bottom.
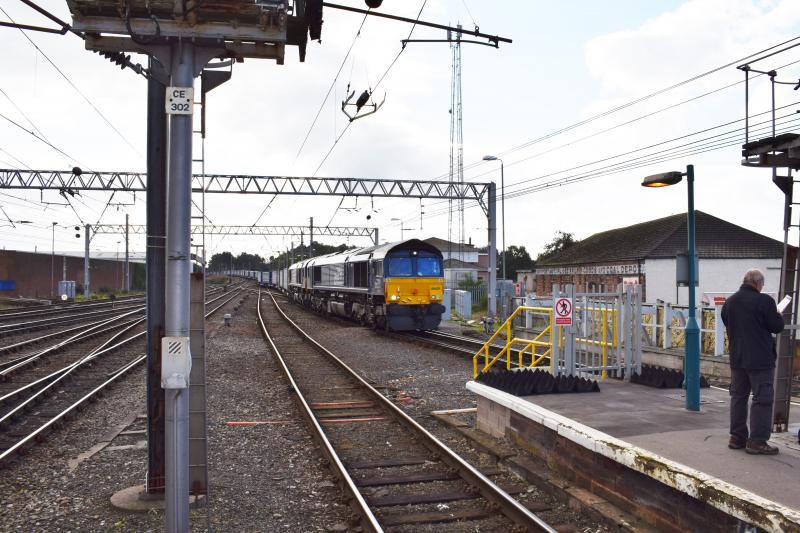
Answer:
554, 297, 573, 326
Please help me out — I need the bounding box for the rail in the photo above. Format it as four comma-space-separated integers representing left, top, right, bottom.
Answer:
259, 289, 556, 532
0, 287, 242, 466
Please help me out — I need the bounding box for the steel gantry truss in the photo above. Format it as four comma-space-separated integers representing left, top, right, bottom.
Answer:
0, 167, 498, 312
92, 224, 379, 244
0, 169, 493, 215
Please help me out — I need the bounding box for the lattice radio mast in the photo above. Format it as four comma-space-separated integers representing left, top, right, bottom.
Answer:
448, 25, 465, 261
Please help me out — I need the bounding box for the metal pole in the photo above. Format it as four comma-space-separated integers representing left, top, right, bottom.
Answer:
309, 217, 314, 258
501, 161, 506, 282
373, 228, 379, 246
487, 182, 497, 316
125, 213, 130, 292
62, 255, 66, 282
50, 222, 56, 298
84, 224, 90, 299
165, 42, 194, 533
146, 58, 168, 495
684, 164, 700, 412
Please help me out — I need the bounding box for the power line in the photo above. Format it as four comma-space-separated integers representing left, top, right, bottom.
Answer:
295, 11, 370, 162
418, 34, 800, 185
0, 6, 143, 160
0, 86, 50, 142
311, 0, 427, 177
0, 111, 81, 164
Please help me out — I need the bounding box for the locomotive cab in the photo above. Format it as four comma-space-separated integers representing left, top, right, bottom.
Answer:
380, 240, 445, 331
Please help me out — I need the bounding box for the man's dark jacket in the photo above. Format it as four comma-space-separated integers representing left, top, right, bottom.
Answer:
721, 284, 784, 369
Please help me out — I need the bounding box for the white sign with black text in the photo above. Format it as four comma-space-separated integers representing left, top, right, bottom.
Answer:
165, 87, 194, 115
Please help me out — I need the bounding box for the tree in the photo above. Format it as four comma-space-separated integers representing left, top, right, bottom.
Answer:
536, 231, 577, 262
503, 245, 535, 277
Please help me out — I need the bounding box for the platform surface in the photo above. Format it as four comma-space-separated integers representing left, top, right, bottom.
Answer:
519, 380, 800, 511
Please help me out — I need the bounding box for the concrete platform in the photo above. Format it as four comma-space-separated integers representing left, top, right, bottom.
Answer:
467, 379, 800, 533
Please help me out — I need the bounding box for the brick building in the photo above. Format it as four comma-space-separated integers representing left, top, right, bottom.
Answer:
535, 211, 790, 305
0, 250, 144, 299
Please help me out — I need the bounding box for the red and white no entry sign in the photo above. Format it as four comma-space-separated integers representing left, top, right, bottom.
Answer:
554, 297, 573, 326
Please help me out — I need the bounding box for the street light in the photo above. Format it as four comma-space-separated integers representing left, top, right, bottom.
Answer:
484, 155, 506, 317
390, 217, 405, 241
642, 164, 700, 412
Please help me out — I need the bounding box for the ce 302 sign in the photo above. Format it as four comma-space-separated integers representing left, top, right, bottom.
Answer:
166, 87, 194, 115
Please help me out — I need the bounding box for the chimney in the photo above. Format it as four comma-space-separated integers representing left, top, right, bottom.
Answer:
468, 237, 472, 246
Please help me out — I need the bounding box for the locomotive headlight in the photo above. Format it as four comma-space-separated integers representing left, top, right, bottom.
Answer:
391, 295, 399, 301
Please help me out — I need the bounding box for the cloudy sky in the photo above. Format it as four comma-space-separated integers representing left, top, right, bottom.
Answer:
1, 0, 799, 263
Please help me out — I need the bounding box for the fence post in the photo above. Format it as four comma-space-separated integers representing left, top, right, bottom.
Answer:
525, 294, 534, 329
664, 303, 673, 349
714, 303, 725, 356
563, 284, 576, 376
551, 283, 561, 376
633, 284, 642, 375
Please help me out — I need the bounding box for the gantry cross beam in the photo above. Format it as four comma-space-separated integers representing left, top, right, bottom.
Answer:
0, 169, 492, 215
92, 224, 378, 243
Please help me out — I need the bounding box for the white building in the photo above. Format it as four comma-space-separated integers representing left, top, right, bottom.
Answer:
534, 211, 788, 306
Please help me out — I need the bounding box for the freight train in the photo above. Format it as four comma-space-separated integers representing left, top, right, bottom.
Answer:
231, 239, 445, 331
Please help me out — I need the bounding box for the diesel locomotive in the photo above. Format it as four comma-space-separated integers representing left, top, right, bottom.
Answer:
280, 239, 445, 331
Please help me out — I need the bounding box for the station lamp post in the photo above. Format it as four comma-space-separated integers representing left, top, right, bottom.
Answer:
642, 164, 700, 412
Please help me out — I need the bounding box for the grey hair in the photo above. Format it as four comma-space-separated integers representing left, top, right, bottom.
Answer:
743, 268, 765, 286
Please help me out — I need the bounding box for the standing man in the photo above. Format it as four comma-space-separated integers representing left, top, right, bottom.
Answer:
721, 268, 784, 455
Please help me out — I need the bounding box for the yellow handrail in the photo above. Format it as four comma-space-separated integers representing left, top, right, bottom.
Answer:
471, 304, 620, 379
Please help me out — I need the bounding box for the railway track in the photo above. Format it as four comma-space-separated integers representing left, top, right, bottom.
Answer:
258, 289, 557, 533
0, 295, 145, 322
0, 287, 244, 467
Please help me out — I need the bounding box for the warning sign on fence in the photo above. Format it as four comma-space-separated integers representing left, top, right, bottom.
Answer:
554, 297, 573, 326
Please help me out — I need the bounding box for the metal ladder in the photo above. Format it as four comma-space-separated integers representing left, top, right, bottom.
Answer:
188, 93, 209, 496
774, 169, 798, 432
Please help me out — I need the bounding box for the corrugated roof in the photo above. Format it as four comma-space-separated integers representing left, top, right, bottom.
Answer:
538, 211, 785, 267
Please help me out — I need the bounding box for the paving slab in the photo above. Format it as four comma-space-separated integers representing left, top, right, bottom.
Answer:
515, 380, 800, 510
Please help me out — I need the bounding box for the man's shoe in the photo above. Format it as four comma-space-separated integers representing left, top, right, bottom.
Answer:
745, 440, 779, 455
728, 436, 746, 450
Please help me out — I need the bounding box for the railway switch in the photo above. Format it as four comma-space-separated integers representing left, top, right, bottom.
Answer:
161, 337, 192, 389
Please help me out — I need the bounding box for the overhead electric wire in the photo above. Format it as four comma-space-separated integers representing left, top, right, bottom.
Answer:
417, 34, 800, 185
295, 11, 370, 162
413, 113, 800, 225
0, 6, 143, 160
0, 111, 80, 164
0, 86, 50, 142
311, 0, 427, 178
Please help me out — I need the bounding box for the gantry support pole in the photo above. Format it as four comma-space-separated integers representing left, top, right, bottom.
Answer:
124, 213, 130, 292
146, 57, 168, 495
165, 42, 194, 533
83, 224, 90, 299
487, 182, 497, 317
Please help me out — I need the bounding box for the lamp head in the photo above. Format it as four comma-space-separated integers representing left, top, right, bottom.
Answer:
483, 155, 498, 161
642, 171, 683, 188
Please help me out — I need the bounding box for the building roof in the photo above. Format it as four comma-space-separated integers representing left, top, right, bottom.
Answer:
444, 258, 479, 269
538, 211, 786, 267
424, 237, 476, 253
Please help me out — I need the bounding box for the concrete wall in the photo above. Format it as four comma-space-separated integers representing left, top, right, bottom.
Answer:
644, 258, 782, 306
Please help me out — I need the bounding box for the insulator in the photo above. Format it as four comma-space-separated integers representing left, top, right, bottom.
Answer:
365, 0, 383, 7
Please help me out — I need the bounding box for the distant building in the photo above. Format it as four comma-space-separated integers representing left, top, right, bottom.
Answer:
516, 269, 534, 293
534, 211, 790, 305
424, 237, 483, 288
0, 250, 144, 299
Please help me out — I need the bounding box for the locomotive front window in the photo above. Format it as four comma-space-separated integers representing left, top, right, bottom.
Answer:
416, 257, 442, 276
386, 257, 413, 277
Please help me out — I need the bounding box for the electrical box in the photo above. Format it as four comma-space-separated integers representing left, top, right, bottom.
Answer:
161, 336, 192, 389
676, 254, 700, 287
